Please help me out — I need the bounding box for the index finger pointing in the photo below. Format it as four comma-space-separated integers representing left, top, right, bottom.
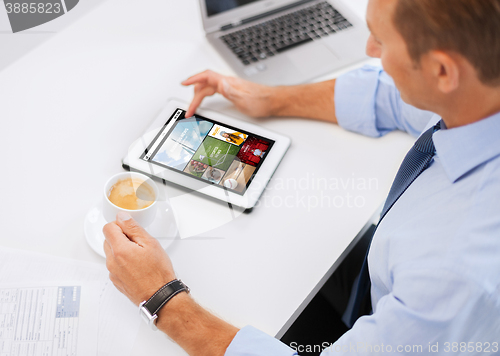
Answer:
186, 85, 217, 117
182, 72, 210, 86
182, 70, 223, 87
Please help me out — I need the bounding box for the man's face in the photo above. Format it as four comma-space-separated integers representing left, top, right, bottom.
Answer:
365, 0, 435, 110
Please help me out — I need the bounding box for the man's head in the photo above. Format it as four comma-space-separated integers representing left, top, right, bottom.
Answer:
393, 0, 500, 87
366, 0, 500, 125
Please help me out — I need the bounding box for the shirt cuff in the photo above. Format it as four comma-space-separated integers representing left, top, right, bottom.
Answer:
225, 326, 298, 356
334, 65, 385, 138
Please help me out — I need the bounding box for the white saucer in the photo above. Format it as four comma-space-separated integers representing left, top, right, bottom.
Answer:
84, 200, 178, 258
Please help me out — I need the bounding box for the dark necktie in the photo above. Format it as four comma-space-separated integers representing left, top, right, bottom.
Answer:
346, 120, 442, 327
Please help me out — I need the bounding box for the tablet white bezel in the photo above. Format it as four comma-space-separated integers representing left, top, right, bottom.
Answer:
123, 99, 291, 210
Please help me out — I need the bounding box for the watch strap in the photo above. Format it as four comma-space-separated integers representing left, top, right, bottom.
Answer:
143, 279, 189, 317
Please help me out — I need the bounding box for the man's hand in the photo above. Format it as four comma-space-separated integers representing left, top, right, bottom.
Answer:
182, 69, 338, 124
182, 70, 276, 118
103, 212, 176, 305
103, 212, 239, 356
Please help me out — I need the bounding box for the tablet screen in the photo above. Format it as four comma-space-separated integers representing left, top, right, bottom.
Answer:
141, 108, 275, 195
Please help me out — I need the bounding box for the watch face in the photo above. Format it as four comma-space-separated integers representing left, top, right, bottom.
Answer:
139, 303, 158, 330
150, 315, 159, 331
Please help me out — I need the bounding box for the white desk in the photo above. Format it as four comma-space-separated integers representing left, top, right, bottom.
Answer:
0, 0, 415, 354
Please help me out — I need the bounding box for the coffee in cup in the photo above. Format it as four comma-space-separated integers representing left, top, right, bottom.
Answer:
107, 178, 155, 210
103, 172, 159, 227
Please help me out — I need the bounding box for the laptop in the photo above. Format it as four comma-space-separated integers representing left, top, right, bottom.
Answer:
199, 0, 370, 85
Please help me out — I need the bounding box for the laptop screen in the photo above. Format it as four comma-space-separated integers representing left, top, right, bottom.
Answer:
206, 0, 261, 17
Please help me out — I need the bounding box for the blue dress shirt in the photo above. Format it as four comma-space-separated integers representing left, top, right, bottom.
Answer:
225, 66, 500, 355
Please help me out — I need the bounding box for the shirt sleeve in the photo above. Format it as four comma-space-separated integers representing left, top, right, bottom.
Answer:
320, 267, 500, 355
226, 265, 500, 356
225, 326, 298, 356
334, 65, 434, 138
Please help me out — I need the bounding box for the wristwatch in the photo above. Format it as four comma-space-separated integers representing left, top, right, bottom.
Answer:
139, 279, 190, 330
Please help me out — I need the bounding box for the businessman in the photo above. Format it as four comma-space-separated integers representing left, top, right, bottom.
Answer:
103, 0, 500, 354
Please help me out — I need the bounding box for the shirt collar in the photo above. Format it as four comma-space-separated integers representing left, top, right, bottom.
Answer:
432, 111, 500, 182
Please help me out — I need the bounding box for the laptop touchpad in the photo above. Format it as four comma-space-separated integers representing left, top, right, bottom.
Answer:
286, 42, 339, 74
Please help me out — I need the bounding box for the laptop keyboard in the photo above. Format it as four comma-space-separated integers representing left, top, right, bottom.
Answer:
220, 1, 353, 66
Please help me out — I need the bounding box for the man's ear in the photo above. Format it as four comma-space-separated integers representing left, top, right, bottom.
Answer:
428, 51, 460, 94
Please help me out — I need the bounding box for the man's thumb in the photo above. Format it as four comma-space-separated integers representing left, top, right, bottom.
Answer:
115, 212, 151, 245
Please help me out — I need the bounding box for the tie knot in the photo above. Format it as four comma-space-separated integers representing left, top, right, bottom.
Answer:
414, 121, 441, 153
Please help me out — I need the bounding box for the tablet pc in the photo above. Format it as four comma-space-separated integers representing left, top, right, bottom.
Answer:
122, 99, 291, 210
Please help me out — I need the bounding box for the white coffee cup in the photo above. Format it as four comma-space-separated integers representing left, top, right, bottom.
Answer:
103, 172, 159, 227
